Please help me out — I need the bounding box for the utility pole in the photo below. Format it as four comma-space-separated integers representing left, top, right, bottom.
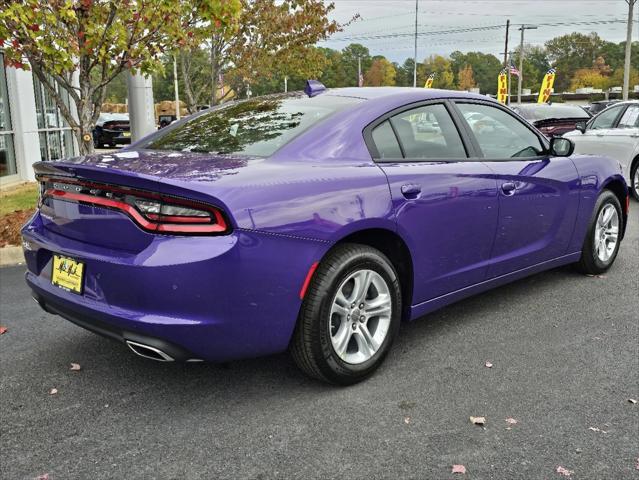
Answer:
173, 54, 180, 120
503, 19, 510, 67
358, 56, 362, 87
517, 24, 537, 104
284, 76, 288, 93
623, 0, 637, 100
413, 0, 418, 87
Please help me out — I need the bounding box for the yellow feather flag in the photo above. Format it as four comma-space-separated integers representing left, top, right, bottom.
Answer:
538, 68, 557, 104
497, 69, 508, 104
424, 74, 435, 88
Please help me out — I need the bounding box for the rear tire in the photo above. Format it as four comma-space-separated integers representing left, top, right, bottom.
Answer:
631, 160, 639, 201
577, 190, 623, 275
291, 243, 402, 385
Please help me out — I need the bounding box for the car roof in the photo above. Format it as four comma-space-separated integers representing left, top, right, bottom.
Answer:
324, 87, 489, 102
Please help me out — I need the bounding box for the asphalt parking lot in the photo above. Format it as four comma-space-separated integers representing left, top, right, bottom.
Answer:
1, 209, 637, 480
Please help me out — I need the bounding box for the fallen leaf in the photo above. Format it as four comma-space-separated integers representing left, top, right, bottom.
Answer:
451, 464, 466, 474
404, 416, 410, 424
0, 326, 7, 335
588, 426, 607, 434
36, 474, 49, 480
556, 466, 574, 477
48, 388, 58, 395
469, 416, 485, 426
628, 398, 637, 404
635, 458, 639, 470
70, 363, 81, 371
484, 361, 493, 368
505, 417, 518, 425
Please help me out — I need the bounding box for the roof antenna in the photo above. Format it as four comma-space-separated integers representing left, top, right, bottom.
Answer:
304, 80, 327, 97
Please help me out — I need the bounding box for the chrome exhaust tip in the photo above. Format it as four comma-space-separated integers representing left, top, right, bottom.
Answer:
126, 340, 174, 362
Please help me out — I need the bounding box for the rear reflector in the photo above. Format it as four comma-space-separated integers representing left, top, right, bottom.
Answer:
299, 261, 319, 300
40, 177, 229, 235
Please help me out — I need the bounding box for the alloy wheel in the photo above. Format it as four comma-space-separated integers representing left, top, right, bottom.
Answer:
593, 204, 619, 262
329, 269, 392, 365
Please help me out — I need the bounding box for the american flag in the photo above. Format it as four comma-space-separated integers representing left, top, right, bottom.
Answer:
509, 64, 520, 77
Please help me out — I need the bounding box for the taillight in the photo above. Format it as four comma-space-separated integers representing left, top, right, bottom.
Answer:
39, 177, 229, 235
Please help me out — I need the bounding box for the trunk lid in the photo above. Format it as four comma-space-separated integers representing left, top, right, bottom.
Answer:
34, 150, 254, 251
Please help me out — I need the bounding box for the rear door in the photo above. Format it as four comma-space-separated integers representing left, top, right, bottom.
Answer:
366, 101, 499, 304
453, 101, 581, 278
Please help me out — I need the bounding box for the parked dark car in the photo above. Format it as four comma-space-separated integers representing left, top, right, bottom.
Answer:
588, 100, 622, 116
511, 103, 592, 137
93, 113, 131, 148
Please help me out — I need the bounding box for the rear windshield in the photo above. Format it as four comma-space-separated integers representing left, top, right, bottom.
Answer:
141, 93, 362, 157
517, 105, 590, 121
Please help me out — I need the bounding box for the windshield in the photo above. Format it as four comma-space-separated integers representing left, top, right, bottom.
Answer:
141, 93, 362, 157
516, 105, 590, 121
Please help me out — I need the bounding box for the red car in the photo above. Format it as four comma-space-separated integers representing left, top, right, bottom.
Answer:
511, 104, 592, 137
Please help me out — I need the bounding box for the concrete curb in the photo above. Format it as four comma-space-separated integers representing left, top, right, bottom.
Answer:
0, 246, 25, 267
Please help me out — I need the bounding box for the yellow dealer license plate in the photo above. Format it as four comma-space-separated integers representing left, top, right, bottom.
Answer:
52, 255, 85, 294
122, 131, 131, 137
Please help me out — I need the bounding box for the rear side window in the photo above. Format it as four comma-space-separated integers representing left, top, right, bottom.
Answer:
388, 104, 467, 159
590, 105, 624, 130
457, 103, 543, 159
371, 121, 402, 159
617, 105, 639, 128
141, 94, 362, 157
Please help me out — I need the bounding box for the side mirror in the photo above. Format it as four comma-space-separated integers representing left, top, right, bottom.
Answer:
575, 120, 587, 134
550, 137, 575, 157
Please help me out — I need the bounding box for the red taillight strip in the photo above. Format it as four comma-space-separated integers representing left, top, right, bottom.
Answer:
45, 189, 227, 234
299, 261, 319, 300
146, 213, 212, 224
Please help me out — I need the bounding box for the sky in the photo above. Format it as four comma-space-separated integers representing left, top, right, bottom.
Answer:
320, 0, 638, 63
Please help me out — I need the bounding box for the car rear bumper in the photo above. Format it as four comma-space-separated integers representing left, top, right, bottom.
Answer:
22, 211, 324, 362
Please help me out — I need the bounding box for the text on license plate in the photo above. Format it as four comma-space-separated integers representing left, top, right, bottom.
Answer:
51, 255, 85, 294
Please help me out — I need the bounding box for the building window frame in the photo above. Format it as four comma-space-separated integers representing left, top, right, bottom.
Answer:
0, 50, 19, 185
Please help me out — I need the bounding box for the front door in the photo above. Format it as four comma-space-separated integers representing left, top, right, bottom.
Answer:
367, 102, 499, 304
453, 101, 581, 278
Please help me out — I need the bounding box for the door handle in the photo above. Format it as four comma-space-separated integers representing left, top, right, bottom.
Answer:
401, 184, 421, 199
501, 181, 517, 195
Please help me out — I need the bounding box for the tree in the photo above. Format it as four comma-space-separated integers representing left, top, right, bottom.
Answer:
450, 51, 501, 94
341, 43, 372, 87
0, 0, 240, 154
545, 32, 605, 91
364, 58, 396, 86
422, 55, 455, 89
457, 64, 476, 91
207, 0, 347, 105
570, 69, 611, 91
179, 47, 215, 113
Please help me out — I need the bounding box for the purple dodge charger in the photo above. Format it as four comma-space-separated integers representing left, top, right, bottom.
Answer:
22, 85, 629, 384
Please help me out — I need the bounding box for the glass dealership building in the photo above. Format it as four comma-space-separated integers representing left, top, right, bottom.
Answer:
1, 51, 77, 186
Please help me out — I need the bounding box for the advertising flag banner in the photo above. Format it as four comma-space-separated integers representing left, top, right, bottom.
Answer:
497, 69, 508, 104
424, 73, 435, 88
538, 68, 556, 104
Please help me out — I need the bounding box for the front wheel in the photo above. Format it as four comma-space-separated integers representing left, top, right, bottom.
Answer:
631, 161, 639, 201
577, 190, 623, 275
291, 244, 402, 385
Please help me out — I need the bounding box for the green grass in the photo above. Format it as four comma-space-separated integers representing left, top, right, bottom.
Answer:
0, 183, 39, 216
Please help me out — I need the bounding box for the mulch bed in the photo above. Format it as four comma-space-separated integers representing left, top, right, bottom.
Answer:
0, 210, 34, 248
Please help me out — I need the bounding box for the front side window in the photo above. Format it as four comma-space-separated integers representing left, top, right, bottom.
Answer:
590, 105, 624, 130
457, 103, 544, 159
617, 105, 639, 128
388, 104, 466, 159
142, 94, 362, 157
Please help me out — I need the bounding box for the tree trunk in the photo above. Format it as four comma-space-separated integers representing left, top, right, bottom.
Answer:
211, 38, 220, 106
179, 52, 198, 114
